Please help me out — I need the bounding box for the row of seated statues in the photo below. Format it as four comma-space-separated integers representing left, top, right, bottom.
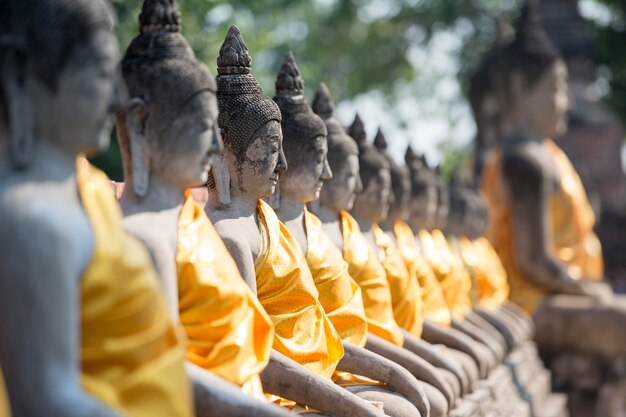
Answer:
0, 0, 624, 416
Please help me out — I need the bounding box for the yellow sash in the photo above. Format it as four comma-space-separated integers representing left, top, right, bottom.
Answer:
77, 159, 192, 417
304, 209, 368, 348
339, 211, 404, 346
457, 237, 509, 311
372, 225, 424, 337
419, 230, 472, 320
177, 194, 274, 399
256, 200, 343, 379
482, 140, 604, 313
544, 140, 604, 280
0, 367, 9, 417
394, 221, 451, 326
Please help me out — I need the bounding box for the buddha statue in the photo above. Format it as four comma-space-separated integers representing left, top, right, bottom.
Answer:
270, 53, 432, 417
205, 25, 389, 417
0, 370, 8, 417
0, 1, 193, 416
308, 87, 483, 414
115, 2, 292, 416
451, 182, 533, 349
402, 151, 497, 382
480, 0, 626, 358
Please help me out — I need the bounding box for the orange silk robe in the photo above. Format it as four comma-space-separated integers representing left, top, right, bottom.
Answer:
394, 221, 451, 326
339, 211, 404, 346
304, 209, 368, 347
0, 368, 9, 417
372, 225, 424, 337
419, 229, 472, 320
463, 237, 510, 311
482, 140, 604, 313
177, 194, 274, 399
77, 159, 192, 417
256, 201, 343, 379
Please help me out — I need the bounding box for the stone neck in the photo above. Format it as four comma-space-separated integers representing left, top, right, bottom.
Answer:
207, 185, 259, 219
277, 194, 306, 222
7, 140, 78, 182
309, 201, 339, 224
120, 174, 184, 216
379, 217, 396, 232
351, 212, 374, 233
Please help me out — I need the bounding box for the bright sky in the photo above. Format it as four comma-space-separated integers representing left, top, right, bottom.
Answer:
331, 0, 617, 166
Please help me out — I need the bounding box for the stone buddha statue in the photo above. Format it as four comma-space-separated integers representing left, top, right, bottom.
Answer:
115, 2, 292, 417
402, 151, 497, 382
270, 53, 431, 417
480, 0, 626, 358
205, 25, 388, 417
0, 1, 193, 416
450, 182, 533, 349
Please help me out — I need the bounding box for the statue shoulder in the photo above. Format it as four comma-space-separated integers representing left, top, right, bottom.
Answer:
0, 184, 93, 282
502, 142, 556, 191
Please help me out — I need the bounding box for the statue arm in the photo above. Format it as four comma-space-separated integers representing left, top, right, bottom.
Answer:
400, 329, 469, 395
0, 221, 123, 417
420, 320, 489, 377
260, 351, 385, 417
122, 218, 179, 319
504, 151, 589, 295
186, 363, 295, 417
357, 336, 448, 412
219, 234, 258, 294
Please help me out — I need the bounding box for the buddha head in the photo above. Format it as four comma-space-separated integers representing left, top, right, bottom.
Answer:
116, 0, 220, 197
274, 52, 330, 205
313, 83, 362, 213
447, 172, 473, 237
405, 147, 438, 231
468, 15, 514, 159
373, 128, 411, 224
497, 1, 568, 140
0, 0, 119, 169
212, 26, 285, 204
349, 114, 392, 224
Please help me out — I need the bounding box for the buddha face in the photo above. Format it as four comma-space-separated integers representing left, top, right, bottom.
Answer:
155, 92, 221, 189
408, 178, 438, 230
320, 153, 362, 212
280, 135, 332, 204
513, 60, 569, 139
30, 28, 119, 156
227, 120, 287, 200
387, 173, 411, 223
353, 168, 392, 223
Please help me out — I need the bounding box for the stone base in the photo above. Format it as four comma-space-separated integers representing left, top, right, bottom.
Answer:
547, 351, 626, 417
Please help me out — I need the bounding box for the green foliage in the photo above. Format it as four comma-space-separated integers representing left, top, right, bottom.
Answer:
590, 0, 626, 125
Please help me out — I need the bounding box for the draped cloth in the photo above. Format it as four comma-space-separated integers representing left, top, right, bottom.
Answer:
76, 158, 193, 417
457, 237, 509, 312
339, 211, 404, 346
419, 229, 472, 321
372, 225, 424, 337
482, 139, 604, 313
177, 194, 274, 399
255, 200, 343, 380
0, 367, 9, 417
394, 221, 451, 326
304, 209, 368, 348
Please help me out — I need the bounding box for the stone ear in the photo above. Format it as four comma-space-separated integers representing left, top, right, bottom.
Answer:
126, 97, 151, 198
211, 130, 231, 204
0, 47, 34, 169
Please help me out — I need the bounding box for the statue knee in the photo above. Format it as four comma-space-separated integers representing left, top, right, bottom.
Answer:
421, 382, 449, 417
346, 385, 421, 417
